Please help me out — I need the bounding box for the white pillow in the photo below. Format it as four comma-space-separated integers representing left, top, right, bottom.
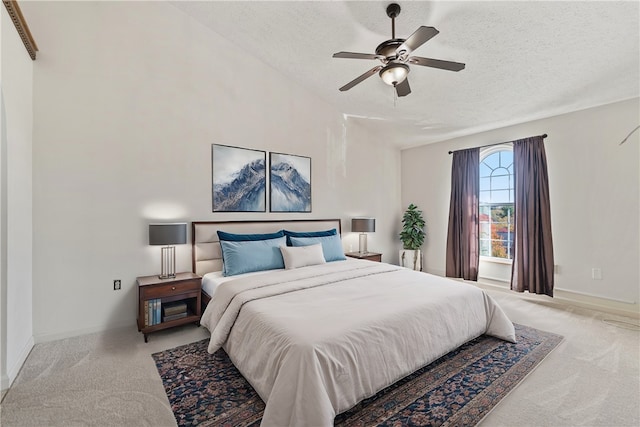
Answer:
280, 244, 326, 270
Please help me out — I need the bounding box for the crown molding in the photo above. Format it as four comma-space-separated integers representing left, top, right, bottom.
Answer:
3, 0, 38, 60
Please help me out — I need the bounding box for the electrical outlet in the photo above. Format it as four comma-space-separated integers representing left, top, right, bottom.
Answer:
591, 268, 602, 280
113, 279, 121, 290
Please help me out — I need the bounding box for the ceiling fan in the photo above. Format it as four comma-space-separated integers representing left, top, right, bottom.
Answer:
333, 3, 465, 97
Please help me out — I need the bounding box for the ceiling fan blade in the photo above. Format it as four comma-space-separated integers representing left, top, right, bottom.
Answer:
333, 51, 382, 60
396, 26, 439, 56
409, 56, 466, 71
339, 66, 383, 91
396, 78, 411, 97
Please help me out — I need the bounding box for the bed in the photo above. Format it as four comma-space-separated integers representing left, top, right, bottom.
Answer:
192, 219, 516, 427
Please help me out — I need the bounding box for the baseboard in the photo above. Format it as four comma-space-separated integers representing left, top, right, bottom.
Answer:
33, 319, 136, 344
476, 280, 639, 319
408, 268, 638, 319
2, 335, 34, 391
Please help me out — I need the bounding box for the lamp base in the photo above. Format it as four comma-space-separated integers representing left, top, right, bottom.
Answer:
358, 233, 368, 254
159, 246, 176, 280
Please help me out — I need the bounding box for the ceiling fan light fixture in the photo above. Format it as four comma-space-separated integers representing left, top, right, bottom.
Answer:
333, 4, 465, 96
379, 62, 409, 86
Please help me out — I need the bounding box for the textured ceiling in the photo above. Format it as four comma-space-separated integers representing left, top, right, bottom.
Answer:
171, 1, 640, 149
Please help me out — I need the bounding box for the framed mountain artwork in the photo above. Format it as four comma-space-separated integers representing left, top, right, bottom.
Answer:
269, 152, 311, 212
212, 144, 266, 212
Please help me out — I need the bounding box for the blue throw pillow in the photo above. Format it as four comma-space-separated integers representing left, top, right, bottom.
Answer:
283, 228, 337, 246
217, 230, 284, 241
220, 236, 287, 276
289, 234, 346, 262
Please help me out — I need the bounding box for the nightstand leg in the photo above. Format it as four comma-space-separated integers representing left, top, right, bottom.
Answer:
144, 333, 148, 343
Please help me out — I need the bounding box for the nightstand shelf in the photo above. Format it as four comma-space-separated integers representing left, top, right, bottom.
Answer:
137, 272, 202, 342
345, 252, 382, 262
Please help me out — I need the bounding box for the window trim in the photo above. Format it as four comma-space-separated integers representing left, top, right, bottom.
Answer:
480, 255, 512, 265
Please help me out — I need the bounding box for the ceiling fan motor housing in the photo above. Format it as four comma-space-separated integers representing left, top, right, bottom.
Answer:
375, 39, 406, 61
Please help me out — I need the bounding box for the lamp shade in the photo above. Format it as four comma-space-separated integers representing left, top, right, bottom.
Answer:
352, 218, 376, 233
149, 223, 187, 246
379, 63, 409, 86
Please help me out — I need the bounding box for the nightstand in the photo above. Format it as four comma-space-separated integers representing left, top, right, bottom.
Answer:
345, 252, 382, 262
137, 272, 202, 342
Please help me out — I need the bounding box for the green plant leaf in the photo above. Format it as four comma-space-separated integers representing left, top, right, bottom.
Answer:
399, 203, 426, 250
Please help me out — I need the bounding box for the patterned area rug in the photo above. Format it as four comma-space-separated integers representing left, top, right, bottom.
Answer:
152, 324, 562, 426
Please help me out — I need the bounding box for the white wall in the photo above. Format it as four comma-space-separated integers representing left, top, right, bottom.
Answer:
20, 2, 401, 341
0, 7, 35, 389
0, 5, 5, 392
402, 98, 639, 314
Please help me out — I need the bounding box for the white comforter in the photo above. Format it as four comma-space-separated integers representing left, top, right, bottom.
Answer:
201, 259, 516, 427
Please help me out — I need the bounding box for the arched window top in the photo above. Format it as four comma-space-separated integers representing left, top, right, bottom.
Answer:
480, 145, 514, 204
480, 143, 512, 160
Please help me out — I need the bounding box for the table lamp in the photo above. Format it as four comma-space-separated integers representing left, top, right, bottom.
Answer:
351, 218, 376, 254
149, 223, 187, 279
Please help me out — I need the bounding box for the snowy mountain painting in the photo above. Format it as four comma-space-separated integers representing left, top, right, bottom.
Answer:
212, 144, 266, 212
270, 153, 311, 212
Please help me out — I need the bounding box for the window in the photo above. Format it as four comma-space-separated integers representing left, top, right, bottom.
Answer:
479, 146, 514, 260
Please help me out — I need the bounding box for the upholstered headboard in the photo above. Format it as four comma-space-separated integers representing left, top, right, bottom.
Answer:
191, 219, 342, 276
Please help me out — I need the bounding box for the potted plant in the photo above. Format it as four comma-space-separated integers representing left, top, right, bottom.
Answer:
399, 203, 426, 271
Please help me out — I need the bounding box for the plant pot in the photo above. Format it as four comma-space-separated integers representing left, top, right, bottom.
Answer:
399, 249, 422, 271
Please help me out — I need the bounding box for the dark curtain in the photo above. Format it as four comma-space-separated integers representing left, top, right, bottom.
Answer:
446, 148, 480, 280
511, 136, 555, 296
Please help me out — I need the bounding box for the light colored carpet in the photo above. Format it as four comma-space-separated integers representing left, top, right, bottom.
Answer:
1, 288, 638, 427
479, 290, 640, 427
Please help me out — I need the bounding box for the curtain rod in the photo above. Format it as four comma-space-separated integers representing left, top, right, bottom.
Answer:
448, 133, 548, 155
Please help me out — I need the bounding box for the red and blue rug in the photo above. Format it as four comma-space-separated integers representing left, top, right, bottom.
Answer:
152, 323, 562, 426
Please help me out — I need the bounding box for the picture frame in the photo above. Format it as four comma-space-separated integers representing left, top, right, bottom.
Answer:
269, 152, 311, 212
211, 144, 266, 212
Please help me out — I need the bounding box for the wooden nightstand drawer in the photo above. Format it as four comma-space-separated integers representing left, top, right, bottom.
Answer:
141, 279, 200, 300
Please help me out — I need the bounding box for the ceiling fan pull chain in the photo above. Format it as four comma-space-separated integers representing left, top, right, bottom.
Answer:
393, 86, 398, 107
